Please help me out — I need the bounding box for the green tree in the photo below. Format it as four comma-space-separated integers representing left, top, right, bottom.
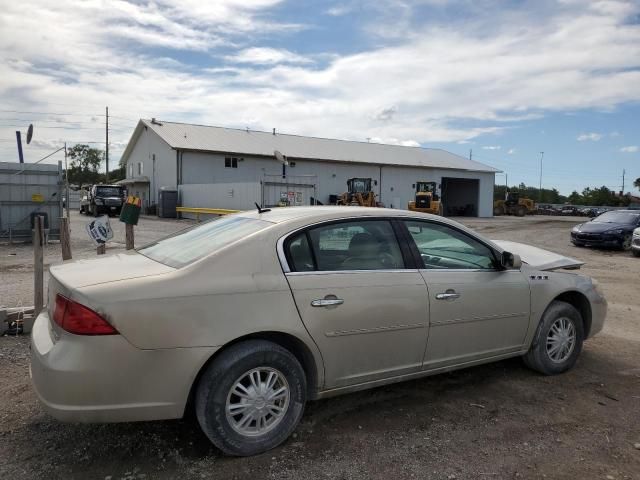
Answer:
67, 144, 104, 185
634, 177, 640, 192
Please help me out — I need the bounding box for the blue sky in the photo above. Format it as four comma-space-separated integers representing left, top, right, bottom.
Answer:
0, 0, 639, 195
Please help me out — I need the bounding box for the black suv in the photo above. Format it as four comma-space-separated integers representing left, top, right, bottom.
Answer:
82, 184, 127, 217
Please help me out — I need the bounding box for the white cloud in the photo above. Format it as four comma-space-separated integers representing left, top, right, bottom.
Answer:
326, 5, 352, 16
2, 0, 640, 164
620, 145, 638, 153
226, 47, 312, 65
507, 148, 516, 154
577, 133, 603, 141
483, 146, 501, 150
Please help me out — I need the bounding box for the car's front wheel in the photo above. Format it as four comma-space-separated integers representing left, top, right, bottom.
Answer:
195, 340, 307, 456
621, 234, 632, 251
523, 300, 584, 375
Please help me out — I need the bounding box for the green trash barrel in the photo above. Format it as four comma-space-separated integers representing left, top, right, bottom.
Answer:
119, 196, 142, 225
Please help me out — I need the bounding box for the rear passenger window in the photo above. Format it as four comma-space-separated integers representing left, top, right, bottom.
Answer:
308, 220, 404, 271
286, 233, 315, 272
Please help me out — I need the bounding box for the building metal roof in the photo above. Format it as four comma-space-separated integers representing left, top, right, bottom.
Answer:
121, 119, 499, 173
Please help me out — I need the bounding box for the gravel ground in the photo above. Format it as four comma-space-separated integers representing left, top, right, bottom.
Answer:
1, 213, 639, 480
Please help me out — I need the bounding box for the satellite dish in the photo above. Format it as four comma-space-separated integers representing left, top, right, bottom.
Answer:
26, 124, 34, 144
274, 150, 288, 166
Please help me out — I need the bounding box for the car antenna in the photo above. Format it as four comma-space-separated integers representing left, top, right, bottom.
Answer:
255, 202, 271, 214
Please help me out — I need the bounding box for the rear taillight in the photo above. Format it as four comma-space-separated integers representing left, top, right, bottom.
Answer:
53, 294, 118, 335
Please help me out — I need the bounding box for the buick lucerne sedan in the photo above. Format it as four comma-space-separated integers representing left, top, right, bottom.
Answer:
31, 207, 607, 456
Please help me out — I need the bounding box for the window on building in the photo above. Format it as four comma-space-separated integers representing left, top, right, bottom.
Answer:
138, 162, 143, 175
225, 157, 239, 168
128, 163, 133, 177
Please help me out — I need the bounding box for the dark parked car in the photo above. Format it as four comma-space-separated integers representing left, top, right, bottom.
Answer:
560, 206, 582, 216
571, 210, 640, 250
81, 184, 127, 217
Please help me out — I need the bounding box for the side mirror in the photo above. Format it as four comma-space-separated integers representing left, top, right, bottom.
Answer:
501, 251, 522, 270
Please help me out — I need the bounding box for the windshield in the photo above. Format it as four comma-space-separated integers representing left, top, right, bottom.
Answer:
593, 211, 640, 224
138, 216, 271, 268
96, 187, 124, 197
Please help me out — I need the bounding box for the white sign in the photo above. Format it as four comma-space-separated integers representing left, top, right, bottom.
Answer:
86, 216, 114, 246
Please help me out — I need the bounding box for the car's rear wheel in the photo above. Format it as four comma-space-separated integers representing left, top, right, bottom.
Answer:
195, 340, 307, 456
523, 301, 584, 375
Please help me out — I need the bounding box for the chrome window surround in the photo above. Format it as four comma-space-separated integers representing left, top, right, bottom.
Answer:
276, 215, 507, 275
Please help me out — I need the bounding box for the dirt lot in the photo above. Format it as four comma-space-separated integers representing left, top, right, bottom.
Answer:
1, 213, 639, 480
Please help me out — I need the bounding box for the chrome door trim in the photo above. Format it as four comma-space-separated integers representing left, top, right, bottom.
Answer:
285, 269, 419, 276
325, 322, 427, 337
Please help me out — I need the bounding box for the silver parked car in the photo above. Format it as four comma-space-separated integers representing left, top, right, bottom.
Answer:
632, 227, 640, 257
31, 207, 607, 456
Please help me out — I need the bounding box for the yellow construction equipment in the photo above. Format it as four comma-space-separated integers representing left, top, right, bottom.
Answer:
408, 181, 443, 215
493, 192, 535, 217
337, 178, 378, 207
175, 207, 240, 222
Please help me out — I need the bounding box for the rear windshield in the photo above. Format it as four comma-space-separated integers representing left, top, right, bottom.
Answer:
96, 187, 124, 196
138, 216, 271, 268
594, 211, 640, 224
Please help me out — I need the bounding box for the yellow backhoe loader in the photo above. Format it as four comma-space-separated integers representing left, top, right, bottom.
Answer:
337, 178, 378, 207
493, 192, 535, 216
408, 181, 443, 215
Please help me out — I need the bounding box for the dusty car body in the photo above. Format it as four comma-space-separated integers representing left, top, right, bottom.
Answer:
31, 207, 607, 456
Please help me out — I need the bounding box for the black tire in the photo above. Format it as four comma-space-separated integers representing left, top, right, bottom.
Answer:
572, 241, 585, 248
632, 249, 640, 258
516, 206, 527, 217
195, 340, 307, 456
493, 205, 504, 216
523, 301, 584, 375
621, 234, 632, 251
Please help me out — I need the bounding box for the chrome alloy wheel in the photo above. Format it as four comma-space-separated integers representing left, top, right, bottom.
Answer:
225, 367, 290, 437
546, 317, 576, 363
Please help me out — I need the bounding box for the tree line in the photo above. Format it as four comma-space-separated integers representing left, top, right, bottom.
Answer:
66, 144, 125, 186
495, 181, 640, 207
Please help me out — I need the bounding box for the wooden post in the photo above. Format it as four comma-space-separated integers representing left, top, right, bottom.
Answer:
97, 243, 106, 255
125, 223, 134, 250
33, 216, 44, 317
60, 217, 72, 260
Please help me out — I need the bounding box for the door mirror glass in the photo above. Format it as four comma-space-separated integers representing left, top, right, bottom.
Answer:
501, 251, 522, 270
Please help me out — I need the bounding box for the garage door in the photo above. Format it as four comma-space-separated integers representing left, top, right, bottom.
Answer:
261, 174, 318, 208
441, 178, 479, 217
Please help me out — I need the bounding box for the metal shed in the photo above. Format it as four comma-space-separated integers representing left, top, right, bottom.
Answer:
120, 120, 499, 217
0, 161, 64, 241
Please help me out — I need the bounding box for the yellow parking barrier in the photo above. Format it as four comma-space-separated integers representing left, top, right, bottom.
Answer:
175, 207, 240, 222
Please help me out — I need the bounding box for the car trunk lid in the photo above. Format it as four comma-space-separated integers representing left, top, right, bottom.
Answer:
49, 252, 174, 290
492, 240, 584, 271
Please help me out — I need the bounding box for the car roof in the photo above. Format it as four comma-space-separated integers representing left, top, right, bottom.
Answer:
236, 206, 433, 222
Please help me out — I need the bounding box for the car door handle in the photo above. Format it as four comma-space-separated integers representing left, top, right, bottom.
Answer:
436, 290, 461, 300
311, 297, 344, 307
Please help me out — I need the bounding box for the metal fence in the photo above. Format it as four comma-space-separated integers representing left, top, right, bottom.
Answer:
0, 161, 64, 241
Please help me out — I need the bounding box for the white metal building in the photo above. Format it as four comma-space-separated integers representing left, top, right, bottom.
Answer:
119, 119, 499, 217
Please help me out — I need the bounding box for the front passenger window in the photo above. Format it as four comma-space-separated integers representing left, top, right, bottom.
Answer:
404, 220, 497, 270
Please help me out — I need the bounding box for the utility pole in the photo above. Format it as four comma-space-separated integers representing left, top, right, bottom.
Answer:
64, 142, 69, 219
539, 151, 544, 202
105, 106, 109, 183
469, 149, 473, 161
622, 168, 626, 195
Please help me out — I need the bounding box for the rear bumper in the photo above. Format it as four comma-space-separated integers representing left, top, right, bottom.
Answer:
30, 311, 218, 423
